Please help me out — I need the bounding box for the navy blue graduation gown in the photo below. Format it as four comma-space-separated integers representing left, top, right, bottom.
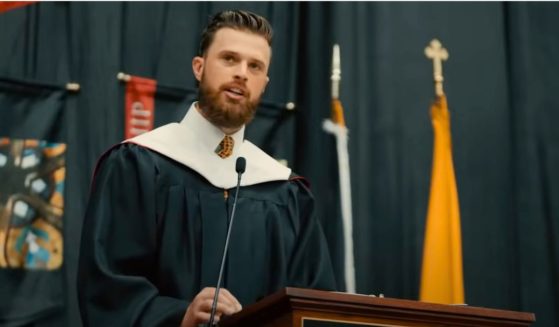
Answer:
77, 143, 337, 326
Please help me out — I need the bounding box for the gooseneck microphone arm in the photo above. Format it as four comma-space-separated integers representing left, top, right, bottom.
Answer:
208, 157, 246, 326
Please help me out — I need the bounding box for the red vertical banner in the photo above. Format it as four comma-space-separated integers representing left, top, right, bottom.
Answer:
124, 76, 156, 139
0, 1, 37, 14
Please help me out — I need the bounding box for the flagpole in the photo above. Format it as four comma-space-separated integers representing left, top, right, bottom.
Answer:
322, 44, 356, 294
420, 39, 465, 304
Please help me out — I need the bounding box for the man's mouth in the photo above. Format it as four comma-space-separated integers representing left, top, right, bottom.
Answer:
222, 84, 248, 101
228, 87, 244, 95
226, 88, 244, 99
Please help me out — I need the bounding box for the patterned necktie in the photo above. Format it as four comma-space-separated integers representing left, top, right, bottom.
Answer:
215, 135, 234, 159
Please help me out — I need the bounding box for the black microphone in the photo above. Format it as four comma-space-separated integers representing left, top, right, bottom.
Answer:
208, 157, 246, 326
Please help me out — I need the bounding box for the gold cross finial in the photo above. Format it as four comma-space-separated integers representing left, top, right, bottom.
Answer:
425, 39, 449, 96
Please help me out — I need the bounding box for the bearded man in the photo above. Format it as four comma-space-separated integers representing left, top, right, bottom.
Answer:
77, 10, 337, 327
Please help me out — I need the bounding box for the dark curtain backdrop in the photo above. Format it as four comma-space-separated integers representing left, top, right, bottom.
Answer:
0, 2, 557, 326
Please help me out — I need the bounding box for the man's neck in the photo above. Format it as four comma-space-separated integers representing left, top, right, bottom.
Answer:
195, 103, 242, 135
219, 126, 242, 135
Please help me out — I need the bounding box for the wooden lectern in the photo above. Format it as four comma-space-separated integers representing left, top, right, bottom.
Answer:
221, 288, 535, 326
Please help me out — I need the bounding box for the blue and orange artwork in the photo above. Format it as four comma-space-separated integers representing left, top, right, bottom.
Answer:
0, 138, 65, 270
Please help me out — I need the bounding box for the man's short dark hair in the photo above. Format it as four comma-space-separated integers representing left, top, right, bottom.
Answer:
199, 10, 273, 56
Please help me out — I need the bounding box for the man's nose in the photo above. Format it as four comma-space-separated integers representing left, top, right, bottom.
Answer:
234, 62, 248, 81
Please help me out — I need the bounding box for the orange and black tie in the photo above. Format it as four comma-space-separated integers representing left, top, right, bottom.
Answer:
215, 135, 234, 159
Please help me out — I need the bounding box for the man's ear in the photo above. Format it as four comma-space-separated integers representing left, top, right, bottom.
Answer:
192, 56, 204, 81
262, 76, 270, 95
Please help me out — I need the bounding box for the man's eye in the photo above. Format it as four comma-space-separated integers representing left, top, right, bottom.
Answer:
249, 63, 262, 71
224, 56, 235, 63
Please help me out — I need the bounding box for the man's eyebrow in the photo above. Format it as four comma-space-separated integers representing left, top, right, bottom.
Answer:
218, 50, 238, 57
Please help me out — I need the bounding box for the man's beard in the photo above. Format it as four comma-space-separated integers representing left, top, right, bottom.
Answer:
197, 77, 260, 129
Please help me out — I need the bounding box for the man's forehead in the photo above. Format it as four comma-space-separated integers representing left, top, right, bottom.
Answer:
208, 28, 271, 63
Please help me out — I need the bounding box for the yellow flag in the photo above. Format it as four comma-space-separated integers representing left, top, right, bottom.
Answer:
419, 95, 465, 304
